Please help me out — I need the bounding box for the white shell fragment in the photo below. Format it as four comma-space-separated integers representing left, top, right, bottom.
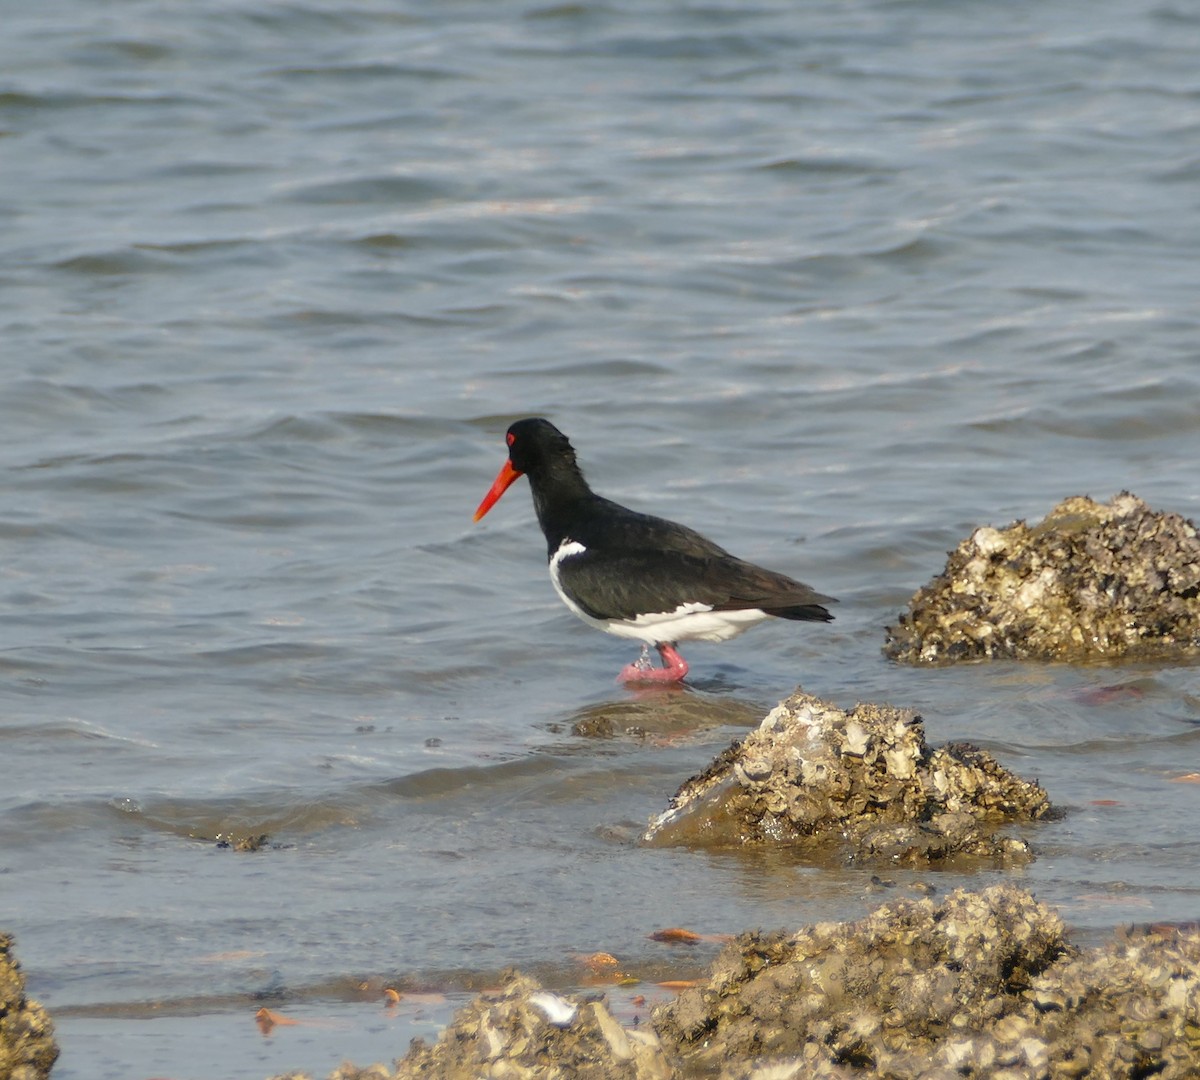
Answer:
528, 991, 578, 1027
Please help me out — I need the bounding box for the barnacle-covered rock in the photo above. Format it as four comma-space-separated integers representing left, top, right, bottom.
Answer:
1017, 921, 1200, 1080
653, 885, 1067, 1076
652, 887, 1200, 1079
641, 690, 1049, 864
272, 898, 1200, 1080
391, 971, 671, 1080
885, 492, 1200, 663
0, 933, 59, 1080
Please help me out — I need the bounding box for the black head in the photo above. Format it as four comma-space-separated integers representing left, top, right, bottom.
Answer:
474, 417, 588, 522
503, 417, 577, 477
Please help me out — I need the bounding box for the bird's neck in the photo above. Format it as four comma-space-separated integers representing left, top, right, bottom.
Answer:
528, 460, 596, 552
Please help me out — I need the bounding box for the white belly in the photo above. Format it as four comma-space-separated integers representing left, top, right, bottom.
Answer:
597, 604, 771, 644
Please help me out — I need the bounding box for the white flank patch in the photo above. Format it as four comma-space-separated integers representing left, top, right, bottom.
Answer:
549, 538, 771, 644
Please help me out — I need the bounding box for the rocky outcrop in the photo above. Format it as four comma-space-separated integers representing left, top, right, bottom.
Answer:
654, 885, 1200, 1080
273, 886, 1200, 1080
392, 972, 671, 1080
0, 934, 58, 1080
641, 690, 1050, 865
885, 493, 1200, 663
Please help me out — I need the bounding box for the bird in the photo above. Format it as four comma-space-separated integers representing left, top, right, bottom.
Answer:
473, 418, 835, 684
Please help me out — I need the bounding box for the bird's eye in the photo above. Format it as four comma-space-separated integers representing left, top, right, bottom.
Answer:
506, 433, 516, 447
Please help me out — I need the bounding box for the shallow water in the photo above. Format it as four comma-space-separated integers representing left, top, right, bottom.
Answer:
3, 0, 1200, 1077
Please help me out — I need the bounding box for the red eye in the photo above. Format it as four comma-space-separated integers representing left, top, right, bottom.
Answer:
506, 433, 515, 447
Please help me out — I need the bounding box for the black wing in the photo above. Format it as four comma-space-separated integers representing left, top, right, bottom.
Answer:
555, 545, 835, 623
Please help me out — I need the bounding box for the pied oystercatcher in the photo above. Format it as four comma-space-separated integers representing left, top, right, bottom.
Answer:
473, 418, 835, 684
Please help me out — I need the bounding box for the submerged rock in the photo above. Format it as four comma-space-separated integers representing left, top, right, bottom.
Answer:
391, 971, 671, 1080
641, 690, 1049, 865
885, 492, 1200, 663
652, 885, 1200, 1080
0, 934, 59, 1080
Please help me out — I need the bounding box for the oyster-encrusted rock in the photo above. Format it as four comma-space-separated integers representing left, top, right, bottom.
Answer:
0, 933, 59, 1080
885, 492, 1200, 663
653, 885, 1066, 1076
269, 893, 1200, 1080
641, 690, 1049, 864
391, 971, 671, 1080
652, 886, 1200, 1080
1017, 921, 1200, 1080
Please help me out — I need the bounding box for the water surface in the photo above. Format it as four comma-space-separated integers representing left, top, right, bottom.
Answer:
3, 1, 1200, 1076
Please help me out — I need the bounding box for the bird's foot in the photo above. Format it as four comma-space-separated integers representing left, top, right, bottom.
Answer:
617, 644, 656, 682
617, 642, 689, 685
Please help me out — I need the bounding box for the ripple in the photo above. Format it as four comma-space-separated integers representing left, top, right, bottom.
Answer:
281, 174, 451, 206
53, 249, 181, 276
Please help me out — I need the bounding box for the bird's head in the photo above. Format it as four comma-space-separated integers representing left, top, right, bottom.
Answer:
473, 418, 578, 521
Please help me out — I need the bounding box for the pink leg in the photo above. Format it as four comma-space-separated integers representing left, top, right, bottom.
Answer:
617, 642, 689, 685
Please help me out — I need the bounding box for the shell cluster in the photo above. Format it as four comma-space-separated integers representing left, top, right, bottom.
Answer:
389, 972, 671, 1080
275, 886, 1200, 1080
884, 492, 1200, 663
0, 934, 59, 1080
640, 690, 1049, 865
652, 884, 1200, 1080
